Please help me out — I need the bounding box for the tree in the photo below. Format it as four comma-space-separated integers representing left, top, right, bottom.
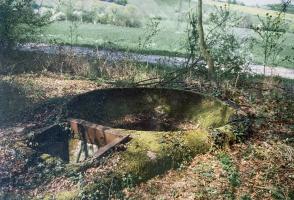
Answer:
206, 5, 250, 80
187, 2, 251, 84
252, 0, 291, 73
197, 0, 215, 80
253, 13, 286, 73
0, 0, 49, 49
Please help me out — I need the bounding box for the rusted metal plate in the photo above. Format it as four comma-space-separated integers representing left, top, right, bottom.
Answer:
68, 118, 130, 162
69, 118, 125, 145
93, 135, 129, 159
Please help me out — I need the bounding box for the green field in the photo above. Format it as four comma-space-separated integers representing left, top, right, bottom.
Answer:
39, 0, 294, 68
42, 21, 187, 54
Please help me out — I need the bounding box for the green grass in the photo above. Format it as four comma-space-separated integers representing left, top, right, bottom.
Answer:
37, 0, 294, 69
41, 21, 294, 69
42, 21, 187, 55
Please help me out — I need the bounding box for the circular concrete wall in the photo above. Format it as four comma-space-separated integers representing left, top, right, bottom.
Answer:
66, 88, 235, 131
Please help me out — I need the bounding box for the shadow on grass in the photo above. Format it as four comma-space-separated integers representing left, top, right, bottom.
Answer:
0, 81, 72, 198
0, 79, 69, 128
0, 80, 32, 126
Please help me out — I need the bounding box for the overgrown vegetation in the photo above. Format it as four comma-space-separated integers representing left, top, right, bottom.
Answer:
217, 152, 241, 199
187, 3, 251, 82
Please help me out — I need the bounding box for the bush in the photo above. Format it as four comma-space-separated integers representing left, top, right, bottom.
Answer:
82, 10, 96, 23
55, 1, 140, 27
0, 0, 49, 48
267, 4, 294, 14
101, 0, 128, 6
51, 12, 66, 21
120, 5, 142, 27
115, 0, 128, 6
187, 4, 251, 81
95, 4, 141, 27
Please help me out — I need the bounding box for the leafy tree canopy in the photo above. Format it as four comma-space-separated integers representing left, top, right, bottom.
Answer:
0, 0, 49, 49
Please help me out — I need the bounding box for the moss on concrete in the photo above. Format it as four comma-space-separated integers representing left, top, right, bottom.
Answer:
193, 99, 235, 129
55, 190, 79, 200
116, 128, 211, 182
212, 124, 237, 147
78, 129, 212, 198
40, 153, 63, 166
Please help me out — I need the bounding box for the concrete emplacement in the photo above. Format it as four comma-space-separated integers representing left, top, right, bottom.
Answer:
30, 88, 238, 166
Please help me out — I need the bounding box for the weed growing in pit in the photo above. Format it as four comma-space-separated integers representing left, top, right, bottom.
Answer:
217, 151, 241, 199
78, 173, 141, 200
161, 132, 194, 169
240, 194, 252, 200
271, 187, 291, 200
217, 152, 241, 187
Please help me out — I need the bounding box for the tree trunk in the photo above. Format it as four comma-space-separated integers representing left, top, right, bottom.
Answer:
197, 0, 215, 79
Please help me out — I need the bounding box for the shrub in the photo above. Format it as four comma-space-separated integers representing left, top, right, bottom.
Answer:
82, 10, 96, 23
52, 1, 140, 27
51, 12, 66, 21
123, 5, 142, 27
187, 4, 251, 81
0, 0, 50, 48
95, 4, 141, 27
101, 0, 128, 6
115, 0, 128, 6
267, 4, 294, 14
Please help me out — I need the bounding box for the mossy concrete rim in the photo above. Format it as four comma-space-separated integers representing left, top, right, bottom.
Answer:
65, 87, 238, 132
66, 87, 234, 111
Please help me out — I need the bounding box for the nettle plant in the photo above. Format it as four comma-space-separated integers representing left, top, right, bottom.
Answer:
252, 12, 287, 72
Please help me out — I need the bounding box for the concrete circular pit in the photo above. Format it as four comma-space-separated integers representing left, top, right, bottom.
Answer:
66, 88, 235, 132
30, 88, 249, 189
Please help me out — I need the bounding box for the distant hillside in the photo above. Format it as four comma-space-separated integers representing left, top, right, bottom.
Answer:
34, 0, 294, 31
35, 0, 189, 19
35, 0, 294, 19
